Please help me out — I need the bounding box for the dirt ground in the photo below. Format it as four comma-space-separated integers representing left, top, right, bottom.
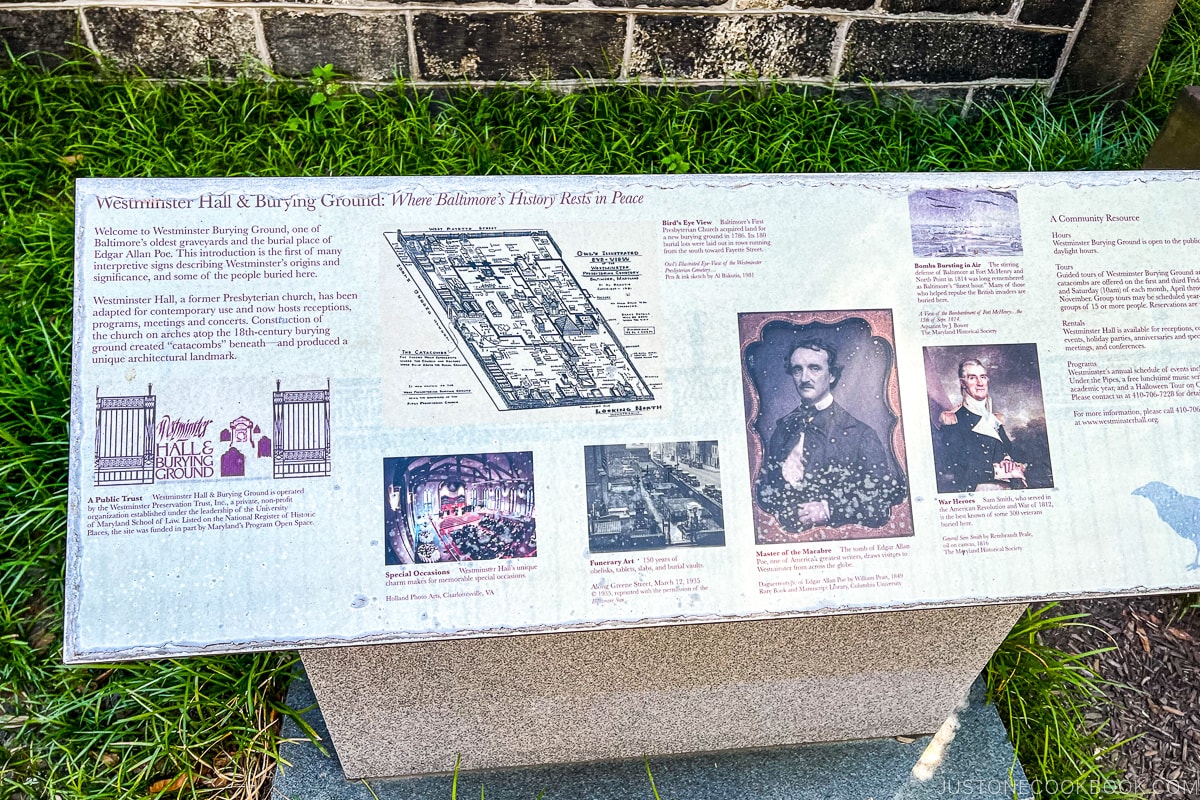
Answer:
1042, 596, 1200, 799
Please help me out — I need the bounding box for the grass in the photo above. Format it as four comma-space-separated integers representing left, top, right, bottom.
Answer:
2, 0, 1199, 796
986, 606, 1140, 800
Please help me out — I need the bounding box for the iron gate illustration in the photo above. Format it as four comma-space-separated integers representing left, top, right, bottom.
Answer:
273, 380, 331, 479
94, 386, 156, 486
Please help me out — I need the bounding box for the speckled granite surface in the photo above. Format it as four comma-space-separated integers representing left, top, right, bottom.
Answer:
273, 665, 1028, 800
290, 605, 1025, 781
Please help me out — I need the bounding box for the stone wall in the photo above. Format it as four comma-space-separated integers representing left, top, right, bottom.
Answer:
0, 0, 1177, 101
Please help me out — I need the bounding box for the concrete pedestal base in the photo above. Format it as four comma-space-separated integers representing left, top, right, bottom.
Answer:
274, 667, 1029, 800
301, 604, 1025, 779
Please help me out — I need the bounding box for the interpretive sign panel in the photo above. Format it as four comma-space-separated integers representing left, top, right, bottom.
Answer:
66, 172, 1200, 662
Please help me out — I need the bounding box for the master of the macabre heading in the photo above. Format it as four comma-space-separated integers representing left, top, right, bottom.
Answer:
756, 339, 906, 530
937, 358, 1027, 492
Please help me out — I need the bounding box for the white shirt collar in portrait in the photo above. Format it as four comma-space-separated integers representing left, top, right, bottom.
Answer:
963, 395, 1003, 441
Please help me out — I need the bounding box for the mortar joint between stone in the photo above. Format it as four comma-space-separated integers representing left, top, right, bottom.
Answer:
405, 9, 420, 81
960, 85, 975, 117
828, 17, 851, 83
250, 7, 274, 75
620, 12, 634, 80
77, 6, 100, 63
1045, 0, 1094, 97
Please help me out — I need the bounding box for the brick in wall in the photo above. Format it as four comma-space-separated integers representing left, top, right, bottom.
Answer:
628, 15, 838, 80
882, 0, 1011, 14
969, 84, 1042, 108
598, 0, 873, 7
1018, 0, 1088, 28
86, 8, 259, 78
752, 0, 875, 8
837, 85, 969, 109
593, 0, 723, 10
263, 12, 409, 81
0, 9, 79, 66
842, 20, 1068, 83
414, 12, 625, 81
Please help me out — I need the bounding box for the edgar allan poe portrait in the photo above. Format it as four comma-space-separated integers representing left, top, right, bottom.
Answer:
740, 311, 914, 544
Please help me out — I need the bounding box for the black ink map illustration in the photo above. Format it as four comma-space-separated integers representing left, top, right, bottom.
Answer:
386, 229, 653, 411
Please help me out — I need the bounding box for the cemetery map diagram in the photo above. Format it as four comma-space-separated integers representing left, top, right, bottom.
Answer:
386, 229, 654, 411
